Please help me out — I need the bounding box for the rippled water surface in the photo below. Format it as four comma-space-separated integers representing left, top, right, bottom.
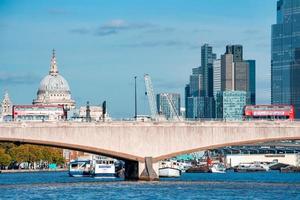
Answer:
1, 171, 300, 199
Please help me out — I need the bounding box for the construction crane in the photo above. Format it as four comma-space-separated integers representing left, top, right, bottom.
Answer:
144, 74, 158, 120
161, 93, 181, 121
144, 74, 182, 121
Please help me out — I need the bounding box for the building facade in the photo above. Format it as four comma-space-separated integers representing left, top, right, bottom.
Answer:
246, 60, 256, 105
156, 93, 180, 119
221, 53, 234, 91
0, 91, 13, 121
221, 45, 249, 92
213, 59, 221, 97
216, 91, 247, 121
271, 0, 300, 117
186, 96, 215, 119
186, 44, 216, 119
201, 44, 216, 97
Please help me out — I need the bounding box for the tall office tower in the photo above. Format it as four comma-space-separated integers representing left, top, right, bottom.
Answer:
189, 66, 203, 96
226, 45, 243, 62
201, 44, 217, 97
213, 59, 221, 97
185, 44, 216, 119
184, 84, 190, 118
221, 53, 234, 91
234, 61, 249, 92
246, 60, 256, 105
271, 0, 300, 117
221, 45, 249, 93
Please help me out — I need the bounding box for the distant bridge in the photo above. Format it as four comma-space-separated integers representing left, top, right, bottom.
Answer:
0, 121, 300, 180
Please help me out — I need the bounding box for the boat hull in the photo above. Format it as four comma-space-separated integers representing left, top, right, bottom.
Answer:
68, 170, 90, 177
159, 167, 181, 177
93, 173, 117, 178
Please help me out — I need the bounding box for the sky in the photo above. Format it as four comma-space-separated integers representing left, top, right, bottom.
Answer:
0, 0, 277, 118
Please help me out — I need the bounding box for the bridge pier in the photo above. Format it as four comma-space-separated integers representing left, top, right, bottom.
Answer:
124, 157, 159, 181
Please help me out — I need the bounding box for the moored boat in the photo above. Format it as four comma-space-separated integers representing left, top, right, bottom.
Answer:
280, 165, 300, 173
185, 165, 210, 173
159, 160, 181, 178
210, 163, 226, 173
234, 162, 269, 173
68, 160, 91, 177
91, 158, 117, 178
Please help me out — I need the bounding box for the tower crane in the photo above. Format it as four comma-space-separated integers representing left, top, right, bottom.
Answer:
144, 74, 159, 120
161, 93, 181, 121
144, 74, 182, 121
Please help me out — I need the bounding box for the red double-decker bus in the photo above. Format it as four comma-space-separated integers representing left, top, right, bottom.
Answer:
12, 105, 67, 122
244, 105, 295, 120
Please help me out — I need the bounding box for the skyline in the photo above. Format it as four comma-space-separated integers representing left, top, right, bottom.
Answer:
0, 0, 276, 118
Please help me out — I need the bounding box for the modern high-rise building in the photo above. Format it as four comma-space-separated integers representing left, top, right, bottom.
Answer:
215, 45, 255, 119
246, 60, 256, 105
220, 45, 253, 105
185, 44, 216, 119
215, 91, 247, 121
201, 44, 216, 97
156, 93, 180, 119
186, 96, 214, 119
222, 45, 249, 92
213, 59, 221, 97
226, 45, 243, 62
221, 53, 234, 91
271, 0, 300, 117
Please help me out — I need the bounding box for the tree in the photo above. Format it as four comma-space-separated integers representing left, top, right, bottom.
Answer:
0, 148, 11, 167
1, 143, 65, 168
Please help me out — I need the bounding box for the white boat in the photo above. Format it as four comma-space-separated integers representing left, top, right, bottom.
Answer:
91, 158, 116, 178
68, 160, 91, 177
178, 161, 193, 173
159, 160, 181, 178
234, 162, 270, 172
210, 163, 226, 173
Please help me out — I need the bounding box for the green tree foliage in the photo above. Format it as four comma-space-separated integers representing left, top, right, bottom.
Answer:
0, 143, 65, 168
0, 148, 11, 167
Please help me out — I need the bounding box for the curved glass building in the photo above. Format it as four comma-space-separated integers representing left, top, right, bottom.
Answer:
271, 0, 300, 117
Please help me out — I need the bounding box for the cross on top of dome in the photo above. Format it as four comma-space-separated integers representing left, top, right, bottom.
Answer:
49, 49, 59, 76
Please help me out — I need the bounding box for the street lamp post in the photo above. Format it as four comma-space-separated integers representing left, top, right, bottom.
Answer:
134, 76, 137, 120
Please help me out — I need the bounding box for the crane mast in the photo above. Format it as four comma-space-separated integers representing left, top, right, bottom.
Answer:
162, 93, 181, 121
144, 74, 158, 120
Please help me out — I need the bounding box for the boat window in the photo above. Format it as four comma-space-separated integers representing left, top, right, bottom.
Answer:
71, 164, 78, 168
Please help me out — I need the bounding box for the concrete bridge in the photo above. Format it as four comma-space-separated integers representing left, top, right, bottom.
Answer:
1, 121, 300, 180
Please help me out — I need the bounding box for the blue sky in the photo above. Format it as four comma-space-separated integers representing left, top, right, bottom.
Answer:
0, 0, 276, 118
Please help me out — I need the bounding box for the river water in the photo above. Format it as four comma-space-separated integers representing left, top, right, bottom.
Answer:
1, 171, 300, 199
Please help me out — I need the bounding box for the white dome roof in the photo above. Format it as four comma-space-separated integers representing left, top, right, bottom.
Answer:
38, 74, 70, 94
33, 50, 75, 109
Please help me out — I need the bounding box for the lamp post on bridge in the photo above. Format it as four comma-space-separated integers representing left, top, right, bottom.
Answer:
134, 76, 137, 120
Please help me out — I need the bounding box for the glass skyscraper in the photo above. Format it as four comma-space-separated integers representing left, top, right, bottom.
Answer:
185, 44, 216, 119
271, 0, 300, 117
246, 60, 256, 105
215, 91, 247, 121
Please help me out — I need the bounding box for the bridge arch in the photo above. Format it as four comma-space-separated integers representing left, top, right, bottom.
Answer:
0, 138, 143, 162
153, 136, 300, 162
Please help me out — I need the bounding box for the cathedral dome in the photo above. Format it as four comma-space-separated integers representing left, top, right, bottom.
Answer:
33, 50, 75, 109
38, 74, 70, 95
